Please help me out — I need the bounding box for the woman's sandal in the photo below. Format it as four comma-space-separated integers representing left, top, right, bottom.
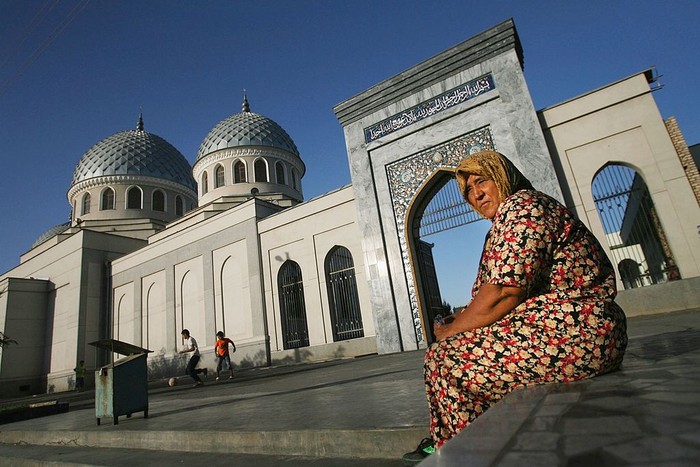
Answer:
402, 437, 436, 465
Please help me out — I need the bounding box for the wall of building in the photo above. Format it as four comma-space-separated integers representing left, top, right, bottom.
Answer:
539, 70, 700, 314
0, 230, 145, 396
0, 277, 49, 396
110, 199, 279, 376
539, 71, 700, 279
259, 185, 377, 362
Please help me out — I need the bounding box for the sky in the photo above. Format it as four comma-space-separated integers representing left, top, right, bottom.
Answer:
1, 0, 699, 308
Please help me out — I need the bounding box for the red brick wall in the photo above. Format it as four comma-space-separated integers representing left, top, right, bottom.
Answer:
665, 116, 700, 207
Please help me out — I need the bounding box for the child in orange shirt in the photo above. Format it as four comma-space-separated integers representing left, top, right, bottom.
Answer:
214, 331, 236, 380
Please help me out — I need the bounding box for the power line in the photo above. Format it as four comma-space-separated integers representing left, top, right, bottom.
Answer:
0, 0, 90, 99
0, 0, 61, 72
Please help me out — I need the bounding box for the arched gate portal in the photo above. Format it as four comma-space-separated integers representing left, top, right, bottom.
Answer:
386, 127, 494, 345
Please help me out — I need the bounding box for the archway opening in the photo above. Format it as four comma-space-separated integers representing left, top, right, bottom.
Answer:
407, 170, 488, 343
592, 163, 681, 288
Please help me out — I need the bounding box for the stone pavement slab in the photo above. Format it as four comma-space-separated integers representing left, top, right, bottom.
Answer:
1, 310, 699, 466
0, 350, 428, 462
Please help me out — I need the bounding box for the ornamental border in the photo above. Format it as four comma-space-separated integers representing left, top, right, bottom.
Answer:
385, 126, 494, 344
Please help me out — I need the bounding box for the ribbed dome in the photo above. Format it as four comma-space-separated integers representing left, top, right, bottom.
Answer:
31, 222, 70, 249
72, 118, 196, 191
196, 99, 299, 161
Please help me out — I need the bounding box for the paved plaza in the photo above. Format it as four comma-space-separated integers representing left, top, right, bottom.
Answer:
1, 309, 699, 466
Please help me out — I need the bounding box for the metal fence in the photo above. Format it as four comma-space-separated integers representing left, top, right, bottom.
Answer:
592, 164, 680, 289
417, 176, 482, 238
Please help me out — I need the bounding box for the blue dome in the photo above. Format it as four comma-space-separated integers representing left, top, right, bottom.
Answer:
72, 124, 196, 192
197, 108, 299, 162
31, 222, 70, 249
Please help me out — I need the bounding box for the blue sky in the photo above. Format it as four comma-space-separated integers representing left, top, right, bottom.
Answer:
1, 0, 699, 308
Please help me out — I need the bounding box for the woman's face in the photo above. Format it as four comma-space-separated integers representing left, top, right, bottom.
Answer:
465, 174, 502, 219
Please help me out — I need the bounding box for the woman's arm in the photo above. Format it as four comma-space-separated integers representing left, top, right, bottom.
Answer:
434, 283, 525, 340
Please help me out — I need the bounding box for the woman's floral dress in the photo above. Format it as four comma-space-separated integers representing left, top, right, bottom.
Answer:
425, 190, 628, 447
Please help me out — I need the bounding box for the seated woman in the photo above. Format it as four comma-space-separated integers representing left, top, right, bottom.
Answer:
403, 151, 628, 465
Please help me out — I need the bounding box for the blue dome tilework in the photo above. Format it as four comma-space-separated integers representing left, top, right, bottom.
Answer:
197, 111, 299, 161
31, 222, 70, 249
72, 130, 196, 191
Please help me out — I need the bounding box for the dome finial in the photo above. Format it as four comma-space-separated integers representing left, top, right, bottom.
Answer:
136, 111, 144, 131
242, 90, 250, 112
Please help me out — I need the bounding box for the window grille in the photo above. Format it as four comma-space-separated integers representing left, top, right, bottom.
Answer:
325, 246, 364, 341
101, 188, 115, 210
234, 161, 246, 183
276, 162, 286, 185
278, 261, 309, 349
175, 196, 184, 216
255, 159, 268, 182
593, 164, 680, 289
215, 165, 225, 188
82, 193, 91, 215
152, 190, 165, 212
127, 187, 142, 209
416, 175, 483, 238
201, 172, 208, 195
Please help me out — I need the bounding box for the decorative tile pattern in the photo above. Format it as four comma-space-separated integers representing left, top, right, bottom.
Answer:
197, 111, 299, 161
385, 127, 494, 342
72, 129, 196, 191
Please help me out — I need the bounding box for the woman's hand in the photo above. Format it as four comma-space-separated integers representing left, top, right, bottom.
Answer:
433, 321, 455, 340
433, 284, 525, 340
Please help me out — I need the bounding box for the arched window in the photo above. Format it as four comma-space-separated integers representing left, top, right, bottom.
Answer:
175, 195, 184, 216
593, 164, 681, 289
127, 186, 142, 209
81, 193, 91, 215
215, 164, 225, 188
254, 159, 268, 182
152, 190, 165, 212
275, 161, 286, 185
201, 172, 208, 195
278, 261, 309, 349
101, 187, 115, 210
234, 160, 247, 183
325, 246, 364, 341
291, 167, 298, 190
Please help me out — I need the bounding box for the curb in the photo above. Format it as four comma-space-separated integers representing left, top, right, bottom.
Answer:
0, 427, 426, 459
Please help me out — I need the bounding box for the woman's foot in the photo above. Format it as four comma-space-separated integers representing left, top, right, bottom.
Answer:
402, 437, 435, 465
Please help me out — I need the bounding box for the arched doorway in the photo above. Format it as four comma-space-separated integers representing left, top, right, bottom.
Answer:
325, 246, 364, 342
385, 127, 495, 345
277, 260, 310, 349
592, 163, 681, 288
406, 171, 485, 343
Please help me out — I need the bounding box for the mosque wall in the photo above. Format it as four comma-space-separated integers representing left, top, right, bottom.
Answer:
0, 278, 49, 396
539, 70, 700, 314
110, 199, 276, 377
0, 230, 145, 395
259, 185, 377, 361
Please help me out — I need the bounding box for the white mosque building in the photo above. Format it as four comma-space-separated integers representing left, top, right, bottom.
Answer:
2, 20, 699, 396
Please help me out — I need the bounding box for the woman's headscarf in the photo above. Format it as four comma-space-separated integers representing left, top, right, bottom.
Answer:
454, 151, 533, 208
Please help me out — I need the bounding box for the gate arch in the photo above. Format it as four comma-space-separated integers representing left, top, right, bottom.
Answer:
592, 163, 681, 288
386, 127, 494, 344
